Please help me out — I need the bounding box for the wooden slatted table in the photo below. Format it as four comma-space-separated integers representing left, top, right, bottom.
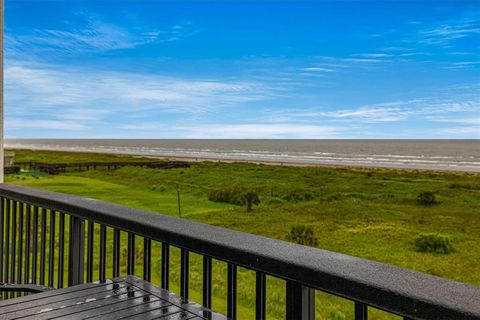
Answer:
0, 276, 226, 320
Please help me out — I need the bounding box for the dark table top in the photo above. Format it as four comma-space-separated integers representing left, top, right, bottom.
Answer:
0, 275, 226, 320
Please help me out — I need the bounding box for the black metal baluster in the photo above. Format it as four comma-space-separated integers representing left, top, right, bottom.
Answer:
227, 264, 237, 320
32, 207, 38, 284
113, 229, 120, 277
202, 256, 212, 309
24, 205, 31, 285
286, 281, 315, 320
161, 243, 169, 290
87, 221, 94, 282
40, 208, 46, 285
11, 201, 17, 285
0, 198, 4, 283
4, 199, 9, 284
180, 249, 189, 301
99, 225, 106, 282
17, 203, 24, 286
355, 302, 368, 320
48, 210, 56, 288
68, 217, 84, 286
127, 233, 135, 275
57, 212, 65, 288
143, 238, 151, 281
256, 271, 266, 320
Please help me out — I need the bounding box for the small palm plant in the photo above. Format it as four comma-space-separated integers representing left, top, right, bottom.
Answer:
243, 191, 260, 212
286, 225, 318, 247
417, 191, 436, 205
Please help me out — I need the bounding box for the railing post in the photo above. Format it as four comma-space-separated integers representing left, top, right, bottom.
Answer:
68, 216, 84, 286
286, 281, 315, 320
355, 302, 368, 320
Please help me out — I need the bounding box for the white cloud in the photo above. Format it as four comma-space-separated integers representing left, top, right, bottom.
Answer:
426, 116, 480, 126
319, 106, 413, 122
6, 14, 192, 57
439, 126, 480, 137
452, 61, 480, 66
265, 95, 480, 125
5, 61, 280, 127
448, 51, 473, 56
7, 119, 87, 130
418, 21, 480, 45
302, 67, 335, 72
121, 123, 344, 139
5, 61, 282, 135
352, 53, 393, 58
341, 58, 389, 63
380, 47, 414, 52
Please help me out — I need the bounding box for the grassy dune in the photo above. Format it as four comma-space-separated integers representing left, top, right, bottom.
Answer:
6, 149, 480, 319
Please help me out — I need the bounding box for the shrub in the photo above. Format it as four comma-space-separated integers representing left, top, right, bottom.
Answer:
151, 185, 166, 192
208, 187, 260, 212
208, 187, 243, 205
265, 197, 286, 206
283, 188, 315, 202
448, 182, 480, 190
413, 233, 455, 254
326, 194, 340, 202
286, 225, 318, 247
417, 191, 436, 206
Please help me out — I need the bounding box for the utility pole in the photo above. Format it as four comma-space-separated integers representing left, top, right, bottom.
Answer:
176, 183, 181, 218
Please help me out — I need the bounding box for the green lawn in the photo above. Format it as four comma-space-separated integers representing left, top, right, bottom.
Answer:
6, 149, 480, 319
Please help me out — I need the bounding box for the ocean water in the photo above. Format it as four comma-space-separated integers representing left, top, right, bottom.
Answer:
5, 139, 480, 172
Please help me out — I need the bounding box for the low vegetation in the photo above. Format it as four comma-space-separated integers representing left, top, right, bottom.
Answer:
6, 149, 480, 319
208, 187, 260, 212
286, 225, 318, 247
417, 191, 437, 206
413, 233, 455, 254
282, 188, 315, 202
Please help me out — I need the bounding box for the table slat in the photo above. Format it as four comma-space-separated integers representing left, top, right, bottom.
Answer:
85, 299, 173, 320
0, 282, 128, 315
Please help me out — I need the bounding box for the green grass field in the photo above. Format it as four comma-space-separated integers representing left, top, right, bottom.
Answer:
6, 149, 480, 319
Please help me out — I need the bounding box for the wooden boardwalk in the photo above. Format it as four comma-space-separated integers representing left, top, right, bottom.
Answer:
15, 161, 190, 175
0, 276, 226, 320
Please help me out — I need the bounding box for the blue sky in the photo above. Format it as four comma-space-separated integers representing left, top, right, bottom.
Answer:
5, 0, 480, 139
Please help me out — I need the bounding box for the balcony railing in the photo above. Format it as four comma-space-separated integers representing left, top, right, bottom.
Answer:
0, 183, 479, 319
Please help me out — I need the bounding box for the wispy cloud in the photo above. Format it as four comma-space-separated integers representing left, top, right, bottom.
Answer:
448, 51, 473, 56
352, 53, 393, 58
302, 67, 335, 72
426, 116, 480, 126
319, 105, 415, 122
8, 119, 87, 131
442, 60, 480, 70
5, 60, 281, 132
290, 100, 423, 123
419, 20, 480, 45
439, 126, 480, 137
265, 93, 479, 125
120, 123, 344, 139
6, 14, 193, 57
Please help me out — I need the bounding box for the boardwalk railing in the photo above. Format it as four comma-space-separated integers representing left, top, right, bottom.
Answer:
16, 161, 190, 174
0, 183, 479, 320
